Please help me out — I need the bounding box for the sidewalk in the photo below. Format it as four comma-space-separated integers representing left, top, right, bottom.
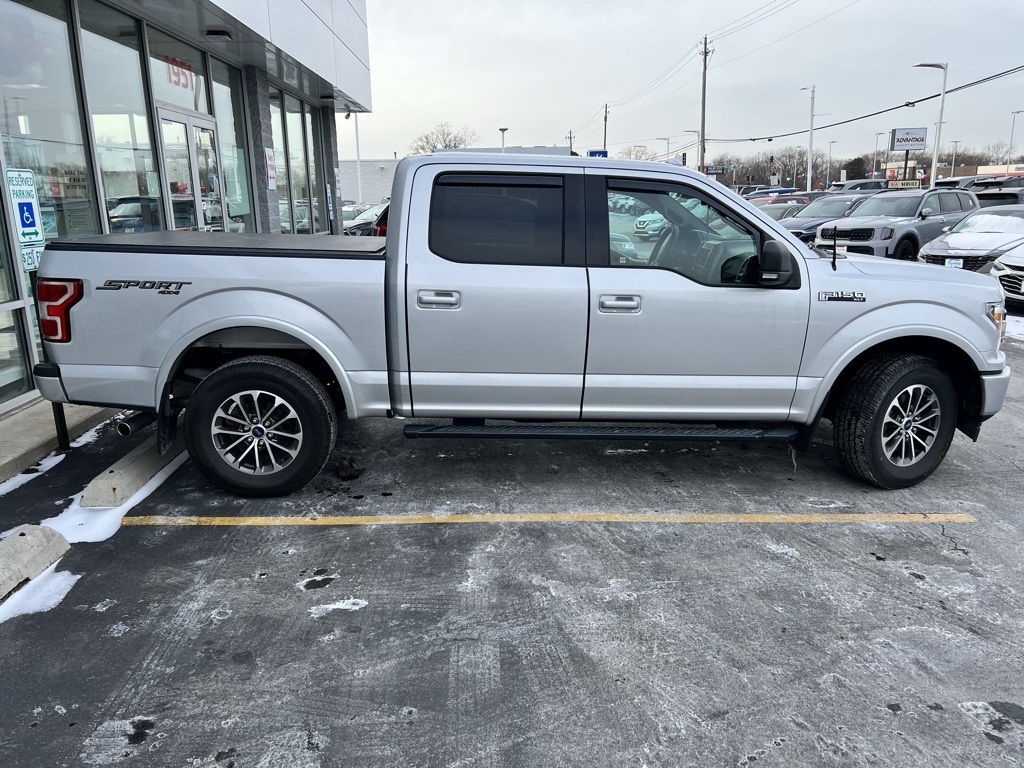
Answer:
0, 399, 119, 483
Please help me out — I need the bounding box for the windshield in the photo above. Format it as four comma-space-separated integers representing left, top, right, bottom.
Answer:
110, 203, 143, 218
849, 196, 920, 217
798, 197, 859, 217
354, 205, 384, 222
951, 210, 1024, 233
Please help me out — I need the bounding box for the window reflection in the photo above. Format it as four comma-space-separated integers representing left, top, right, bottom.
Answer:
79, 0, 163, 234
146, 27, 209, 114
211, 59, 253, 233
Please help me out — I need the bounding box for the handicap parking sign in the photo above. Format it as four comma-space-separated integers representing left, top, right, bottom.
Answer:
18, 202, 36, 228
6, 169, 44, 245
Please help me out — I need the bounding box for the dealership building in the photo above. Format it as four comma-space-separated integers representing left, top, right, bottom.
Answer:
0, 0, 370, 414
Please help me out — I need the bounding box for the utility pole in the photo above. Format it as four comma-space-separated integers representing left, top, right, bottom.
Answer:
602, 103, 608, 151
566, 130, 574, 154
699, 36, 711, 172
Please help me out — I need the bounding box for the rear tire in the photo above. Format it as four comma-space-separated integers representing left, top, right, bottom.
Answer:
184, 356, 336, 497
833, 355, 957, 489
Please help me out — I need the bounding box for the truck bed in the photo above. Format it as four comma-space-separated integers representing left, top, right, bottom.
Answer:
47, 231, 386, 259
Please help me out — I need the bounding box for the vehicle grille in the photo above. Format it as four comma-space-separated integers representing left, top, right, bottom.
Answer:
921, 254, 993, 271
635, 221, 648, 229
999, 270, 1024, 296
820, 227, 874, 241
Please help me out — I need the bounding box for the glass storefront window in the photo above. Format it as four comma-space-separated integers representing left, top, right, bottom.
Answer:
268, 89, 290, 233
0, 308, 30, 403
285, 95, 312, 233
211, 59, 254, 234
304, 103, 326, 234
0, 0, 100, 242
79, 0, 163, 234
146, 28, 209, 115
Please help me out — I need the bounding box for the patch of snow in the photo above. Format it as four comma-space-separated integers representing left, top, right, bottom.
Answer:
604, 448, 649, 455
765, 541, 800, 558
93, 599, 116, 613
55, 705, 67, 715
80, 716, 155, 765
104, 623, 129, 637
0, 561, 81, 625
803, 497, 851, 510
0, 453, 66, 500
70, 421, 111, 448
39, 452, 188, 543
309, 599, 367, 618
1007, 314, 1024, 340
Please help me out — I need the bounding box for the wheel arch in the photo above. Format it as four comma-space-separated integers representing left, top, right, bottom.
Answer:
822, 335, 984, 438
158, 321, 352, 419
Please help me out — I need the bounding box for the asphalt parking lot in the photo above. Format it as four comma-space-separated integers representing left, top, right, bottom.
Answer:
1, 331, 1022, 767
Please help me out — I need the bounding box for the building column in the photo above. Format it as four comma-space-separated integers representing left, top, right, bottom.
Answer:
319, 105, 343, 235
243, 65, 281, 233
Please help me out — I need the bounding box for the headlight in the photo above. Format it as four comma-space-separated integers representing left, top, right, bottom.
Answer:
880, 227, 895, 240
987, 302, 1007, 344
991, 259, 1011, 276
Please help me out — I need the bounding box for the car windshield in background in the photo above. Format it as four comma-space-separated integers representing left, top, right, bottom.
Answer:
952, 210, 1024, 233
799, 197, 860, 217
850, 196, 920, 217
354, 204, 386, 222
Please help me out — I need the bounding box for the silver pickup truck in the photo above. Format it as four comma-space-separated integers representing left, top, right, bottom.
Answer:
33, 154, 1011, 496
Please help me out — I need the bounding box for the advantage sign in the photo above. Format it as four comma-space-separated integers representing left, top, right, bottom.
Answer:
704, 165, 726, 175
6, 169, 44, 246
890, 127, 927, 152
587, 149, 608, 158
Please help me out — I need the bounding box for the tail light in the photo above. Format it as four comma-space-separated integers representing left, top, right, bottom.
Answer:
373, 222, 387, 237
36, 278, 83, 343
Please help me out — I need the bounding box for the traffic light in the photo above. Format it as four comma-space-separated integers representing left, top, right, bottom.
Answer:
680, 152, 687, 166
769, 155, 775, 165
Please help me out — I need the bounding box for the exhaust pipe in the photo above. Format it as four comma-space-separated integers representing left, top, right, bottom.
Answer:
117, 411, 157, 437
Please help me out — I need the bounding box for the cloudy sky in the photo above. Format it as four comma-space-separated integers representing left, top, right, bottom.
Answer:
338, 0, 1024, 166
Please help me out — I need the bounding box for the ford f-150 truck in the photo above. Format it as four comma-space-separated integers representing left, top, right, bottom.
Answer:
33, 154, 1011, 496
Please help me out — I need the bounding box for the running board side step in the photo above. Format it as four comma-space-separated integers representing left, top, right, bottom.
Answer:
403, 424, 799, 442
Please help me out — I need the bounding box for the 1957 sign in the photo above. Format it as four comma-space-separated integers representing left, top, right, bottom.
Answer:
164, 55, 195, 91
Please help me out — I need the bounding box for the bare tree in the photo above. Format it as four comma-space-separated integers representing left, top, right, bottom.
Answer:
408, 122, 478, 154
617, 145, 660, 161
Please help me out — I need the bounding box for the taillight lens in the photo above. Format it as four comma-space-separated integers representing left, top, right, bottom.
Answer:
36, 278, 83, 343
374, 223, 387, 237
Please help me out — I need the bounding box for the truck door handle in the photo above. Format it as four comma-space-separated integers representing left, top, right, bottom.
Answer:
417, 290, 461, 309
599, 295, 641, 313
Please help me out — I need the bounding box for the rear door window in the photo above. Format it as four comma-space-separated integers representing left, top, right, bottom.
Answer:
429, 174, 564, 265
939, 193, 962, 213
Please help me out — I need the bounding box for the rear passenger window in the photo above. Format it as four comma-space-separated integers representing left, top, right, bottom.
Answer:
957, 192, 975, 210
938, 194, 962, 213
429, 175, 564, 265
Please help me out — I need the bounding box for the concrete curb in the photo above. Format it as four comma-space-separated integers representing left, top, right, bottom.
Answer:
80, 432, 185, 508
0, 403, 120, 484
0, 525, 71, 601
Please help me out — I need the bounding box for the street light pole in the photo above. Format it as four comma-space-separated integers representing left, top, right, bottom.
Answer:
874, 132, 886, 178
1007, 111, 1024, 176
800, 85, 815, 192
499, 127, 508, 154
914, 62, 947, 187
826, 140, 837, 187
950, 139, 961, 178
656, 137, 670, 163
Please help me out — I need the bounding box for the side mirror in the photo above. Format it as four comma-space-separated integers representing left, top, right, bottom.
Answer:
759, 240, 795, 286
941, 225, 950, 233
843, 209, 852, 217
920, 207, 934, 219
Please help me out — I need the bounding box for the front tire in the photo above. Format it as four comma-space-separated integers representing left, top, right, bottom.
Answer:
893, 238, 917, 260
833, 355, 957, 489
184, 356, 337, 497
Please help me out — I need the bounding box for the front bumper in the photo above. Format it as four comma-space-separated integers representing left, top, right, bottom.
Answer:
980, 366, 1012, 417
813, 239, 889, 258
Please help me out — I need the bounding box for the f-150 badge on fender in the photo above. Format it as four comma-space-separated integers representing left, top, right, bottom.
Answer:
97, 279, 191, 295
818, 291, 866, 302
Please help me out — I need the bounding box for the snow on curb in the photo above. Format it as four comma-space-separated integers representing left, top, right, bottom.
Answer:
0, 560, 81, 625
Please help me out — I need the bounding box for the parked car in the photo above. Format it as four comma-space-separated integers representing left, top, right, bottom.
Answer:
975, 188, 1024, 208
108, 197, 162, 233
974, 175, 1024, 190
918, 205, 1024, 272
609, 233, 642, 264
632, 211, 665, 240
744, 187, 798, 199
781, 194, 876, 244
760, 203, 806, 221
934, 175, 995, 189
826, 179, 889, 194
344, 203, 388, 235
371, 203, 389, 236
815, 189, 979, 260
732, 184, 768, 196
990, 249, 1024, 307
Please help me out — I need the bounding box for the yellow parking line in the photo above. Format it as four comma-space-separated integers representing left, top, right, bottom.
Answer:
121, 512, 975, 527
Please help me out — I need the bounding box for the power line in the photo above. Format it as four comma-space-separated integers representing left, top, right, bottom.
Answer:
711, 0, 802, 41
706, 63, 1024, 144
706, 0, 793, 37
